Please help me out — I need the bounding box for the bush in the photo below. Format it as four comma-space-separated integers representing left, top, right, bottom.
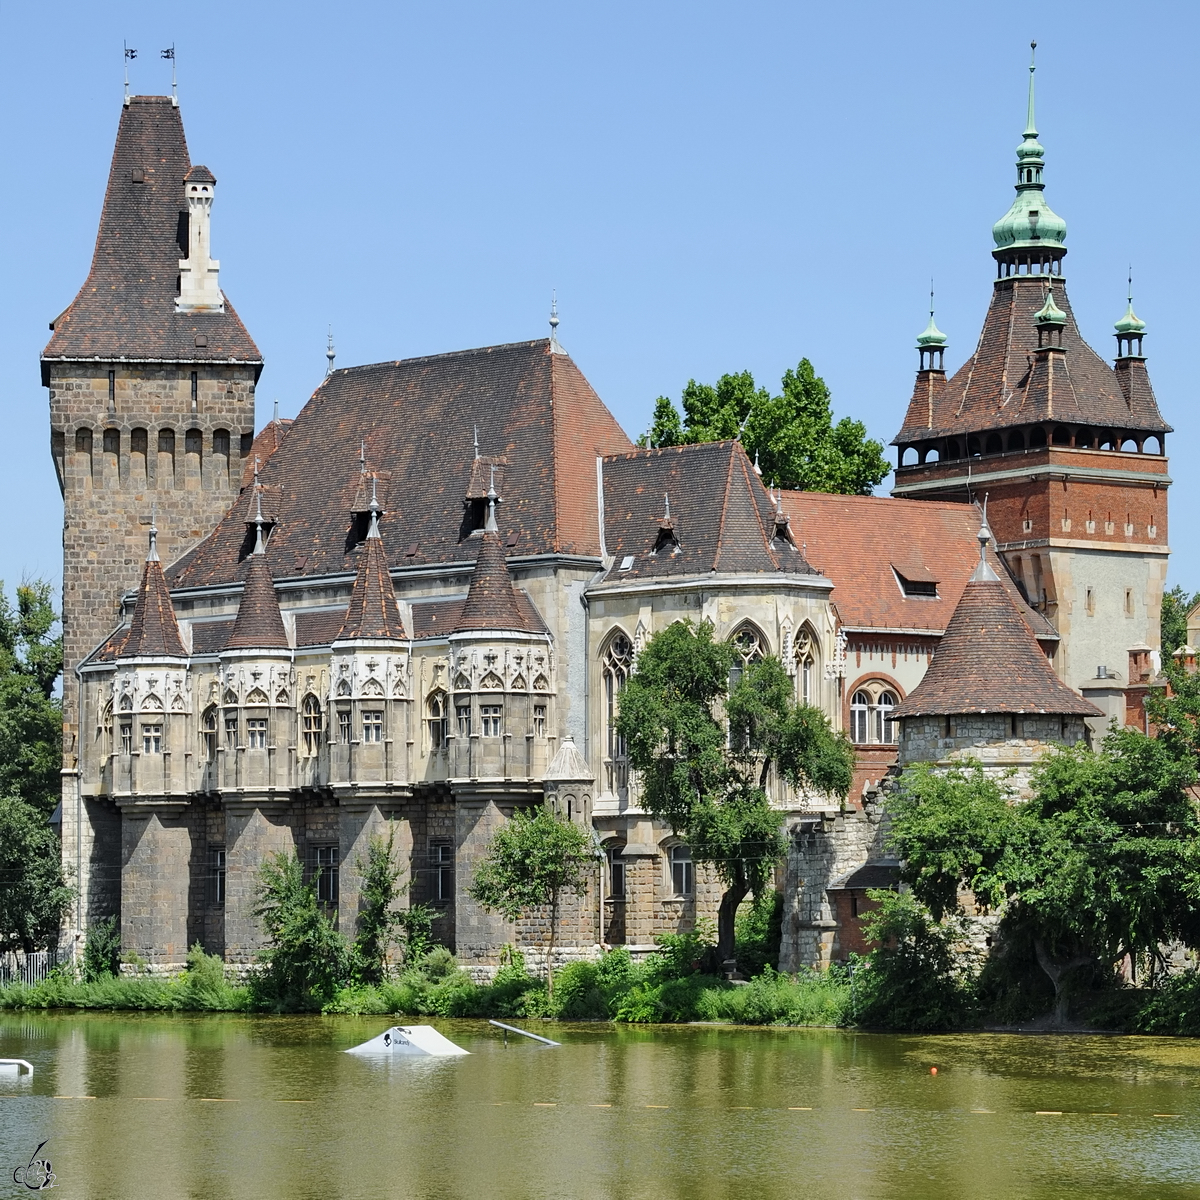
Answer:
1135, 970, 1200, 1036
735, 891, 783, 977
82, 916, 121, 982
854, 891, 978, 1031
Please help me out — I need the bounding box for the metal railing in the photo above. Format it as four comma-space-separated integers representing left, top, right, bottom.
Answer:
0, 949, 62, 987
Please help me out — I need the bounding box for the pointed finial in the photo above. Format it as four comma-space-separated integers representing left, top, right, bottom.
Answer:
549, 290, 564, 353
273, 398, 280, 425
663, 493, 671, 521
326, 326, 336, 376
972, 495, 1000, 582
253, 487, 266, 556
1025, 42, 1037, 138
253, 455, 260, 483
484, 466, 499, 534
1114, 265, 1147, 341
147, 502, 159, 562
359, 439, 366, 475
916, 279, 947, 356
473, 424, 480, 460
753, 449, 762, 477
367, 475, 382, 539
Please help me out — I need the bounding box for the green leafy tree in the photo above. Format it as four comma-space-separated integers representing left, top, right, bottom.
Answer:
616, 620, 853, 963
0, 580, 71, 955
886, 731, 1200, 1023
253, 851, 349, 1010
646, 360, 889, 495
353, 825, 433, 984
1161, 584, 1200, 657
469, 806, 595, 998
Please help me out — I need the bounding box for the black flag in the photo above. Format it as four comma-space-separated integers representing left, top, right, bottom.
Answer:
162, 46, 175, 60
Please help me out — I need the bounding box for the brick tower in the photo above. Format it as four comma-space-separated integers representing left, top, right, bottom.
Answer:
890, 48, 1170, 726
43, 95, 261, 936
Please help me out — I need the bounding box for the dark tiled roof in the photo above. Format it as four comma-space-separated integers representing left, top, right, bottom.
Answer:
336, 528, 407, 640
190, 620, 234, 655
295, 610, 348, 648
225, 552, 289, 650
453, 532, 538, 634
781, 491, 1057, 641
118, 553, 186, 658
184, 163, 215, 183
894, 277, 1169, 444
241, 419, 293, 487
411, 593, 546, 640
830, 861, 901, 891
42, 97, 261, 369
893, 575, 1101, 718
595, 441, 818, 584
168, 340, 633, 588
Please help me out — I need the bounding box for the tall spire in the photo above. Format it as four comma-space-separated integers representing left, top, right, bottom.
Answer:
120, 511, 187, 659
326, 326, 336, 376
336, 478, 407, 642
549, 290, 565, 354
991, 42, 1067, 275
916, 283, 947, 371
1115, 269, 1147, 358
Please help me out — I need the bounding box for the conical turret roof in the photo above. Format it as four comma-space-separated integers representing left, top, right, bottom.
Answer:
893, 572, 1100, 718
452, 529, 534, 634
225, 549, 289, 650
120, 528, 186, 659
336, 507, 406, 641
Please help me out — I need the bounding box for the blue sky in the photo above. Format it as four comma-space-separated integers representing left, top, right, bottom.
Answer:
2, 1, 1197, 600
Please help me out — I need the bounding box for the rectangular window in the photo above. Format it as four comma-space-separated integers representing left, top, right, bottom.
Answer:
1086, 586, 1095, 616
302, 699, 323, 756
481, 705, 502, 737
608, 848, 626, 899
1125, 588, 1134, 617
142, 724, 163, 755
224, 713, 238, 750
210, 846, 226, 907
120, 722, 133, 755
456, 704, 472, 738
432, 840, 454, 902
533, 704, 547, 738
313, 845, 339, 905
362, 711, 383, 743
337, 709, 352, 743
670, 845, 694, 897
247, 718, 268, 750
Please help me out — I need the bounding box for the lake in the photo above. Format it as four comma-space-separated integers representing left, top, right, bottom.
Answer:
1, 1014, 1198, 1199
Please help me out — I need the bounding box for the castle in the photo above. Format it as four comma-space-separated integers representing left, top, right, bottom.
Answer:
45, 61, 1169, 972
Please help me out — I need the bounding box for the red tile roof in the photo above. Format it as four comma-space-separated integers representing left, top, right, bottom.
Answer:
119, 552, 186, 659
241, 419, 293, 487
894, 277, 1168, 444
892, 577, 1100, 717
225, 551, 289, 650
42, 97, 261, 371
780, 491, 1057, 641
168, 340, 633, 589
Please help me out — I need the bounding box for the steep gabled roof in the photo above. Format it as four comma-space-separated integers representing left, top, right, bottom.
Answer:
892, 575, 1100, 718
41, 96, 260, 371
893, 277, 1169, 444
225, 551, 289, 651
780, 491, 1057, 641
120, 549, 186, 659
168, 340, 634, 588
595, 441, 818, 584
452, 531, 537, 634
336, 519, 406, 641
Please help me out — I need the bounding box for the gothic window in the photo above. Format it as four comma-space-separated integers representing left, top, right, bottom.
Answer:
533, 704, 547, 738
337, 709, 352, 743
224, 712, 238, 749
729, 623, 766, 689
247, 718, 268, 750
119, 721, 133, 755
608, 846, 626, 899
427, 691, 448, 750
119, 694, 133, 712
795, 627, 818, 706
142, 723, 163, 754
670, 844, 694, 897
456, 703, 472, 738
301, 695, 323, 756
480, 705, 502, 737
850, 683, 901, 745
202, 705, 218, 761
601, 631, 633, 791
100, 700, 113, 755
362, 711, 383, 743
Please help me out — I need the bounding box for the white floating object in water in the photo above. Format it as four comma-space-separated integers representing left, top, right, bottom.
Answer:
0, 1059, 33, 1079
346, 1025, 468, 1057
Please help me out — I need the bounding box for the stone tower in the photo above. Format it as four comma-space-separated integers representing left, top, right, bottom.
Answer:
890, 50, 1170, 726
43, 94, 261, 936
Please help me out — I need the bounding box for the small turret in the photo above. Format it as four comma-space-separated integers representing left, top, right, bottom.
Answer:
120, 520, 187, 660
177, 165, 224, 312
1115, 279, 1147, 360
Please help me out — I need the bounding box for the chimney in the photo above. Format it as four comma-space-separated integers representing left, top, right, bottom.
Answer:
177, 165, 224, 312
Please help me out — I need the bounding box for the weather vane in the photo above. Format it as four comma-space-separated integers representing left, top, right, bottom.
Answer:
123, 41, 137, 103
162, 45, 177, 103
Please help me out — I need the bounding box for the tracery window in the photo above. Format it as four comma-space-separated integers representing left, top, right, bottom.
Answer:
202, 705, 218, 761
795, 627, 818, 706
729, 623, 766, 688
301, 695, 323, 756
850, 684, 900, 745
601, 631, 633, 791
427, 690, 448, 750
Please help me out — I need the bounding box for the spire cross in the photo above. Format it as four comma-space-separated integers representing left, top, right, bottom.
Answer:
326, 327, 336, 376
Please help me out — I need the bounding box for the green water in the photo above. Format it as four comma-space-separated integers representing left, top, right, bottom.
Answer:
1, 1015, 1198, 1199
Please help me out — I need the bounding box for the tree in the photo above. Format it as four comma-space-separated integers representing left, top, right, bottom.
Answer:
353, 825, 433, 984
886, 731, 1200, 1023
1161, 585, 1200, 657
644, 360, 890, 495
616, 620, 853, 964
253, 852, 349, 1010
468, 806, 595, 998
0, 580, 71, 955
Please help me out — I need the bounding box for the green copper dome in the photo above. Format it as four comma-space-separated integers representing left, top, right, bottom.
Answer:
1114, 298, 1146, 335
991, 45, 1067, 255
916, 310, 947, 348
1034, 287, 1066, 327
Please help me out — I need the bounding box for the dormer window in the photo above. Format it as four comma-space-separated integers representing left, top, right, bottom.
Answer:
893, 565, 939, 599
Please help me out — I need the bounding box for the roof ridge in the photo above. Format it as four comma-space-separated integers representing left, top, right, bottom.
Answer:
326, 339, 552, 378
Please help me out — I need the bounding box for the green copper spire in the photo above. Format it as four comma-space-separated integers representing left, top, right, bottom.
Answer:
916, 285, 947, 370
1034, 285, 1066, 328
992, 42, 1067, 270
1115, 272, 1146, 335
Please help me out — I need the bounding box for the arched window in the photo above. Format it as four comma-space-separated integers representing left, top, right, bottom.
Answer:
794, 627, 817, 706
729, 624, 766, 688
1007, 429, 1026, 452
985, 433, 1003, 455
850, 691, 870, 744
849, 682, 902, 744
301, 695, 323, 757
99, 700, 114, 756
427, 690, 448, 750
201, 704, 218, 762
1028, 426, 1047, 448
874, 691, 898, 744
601, 631, 634, 791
